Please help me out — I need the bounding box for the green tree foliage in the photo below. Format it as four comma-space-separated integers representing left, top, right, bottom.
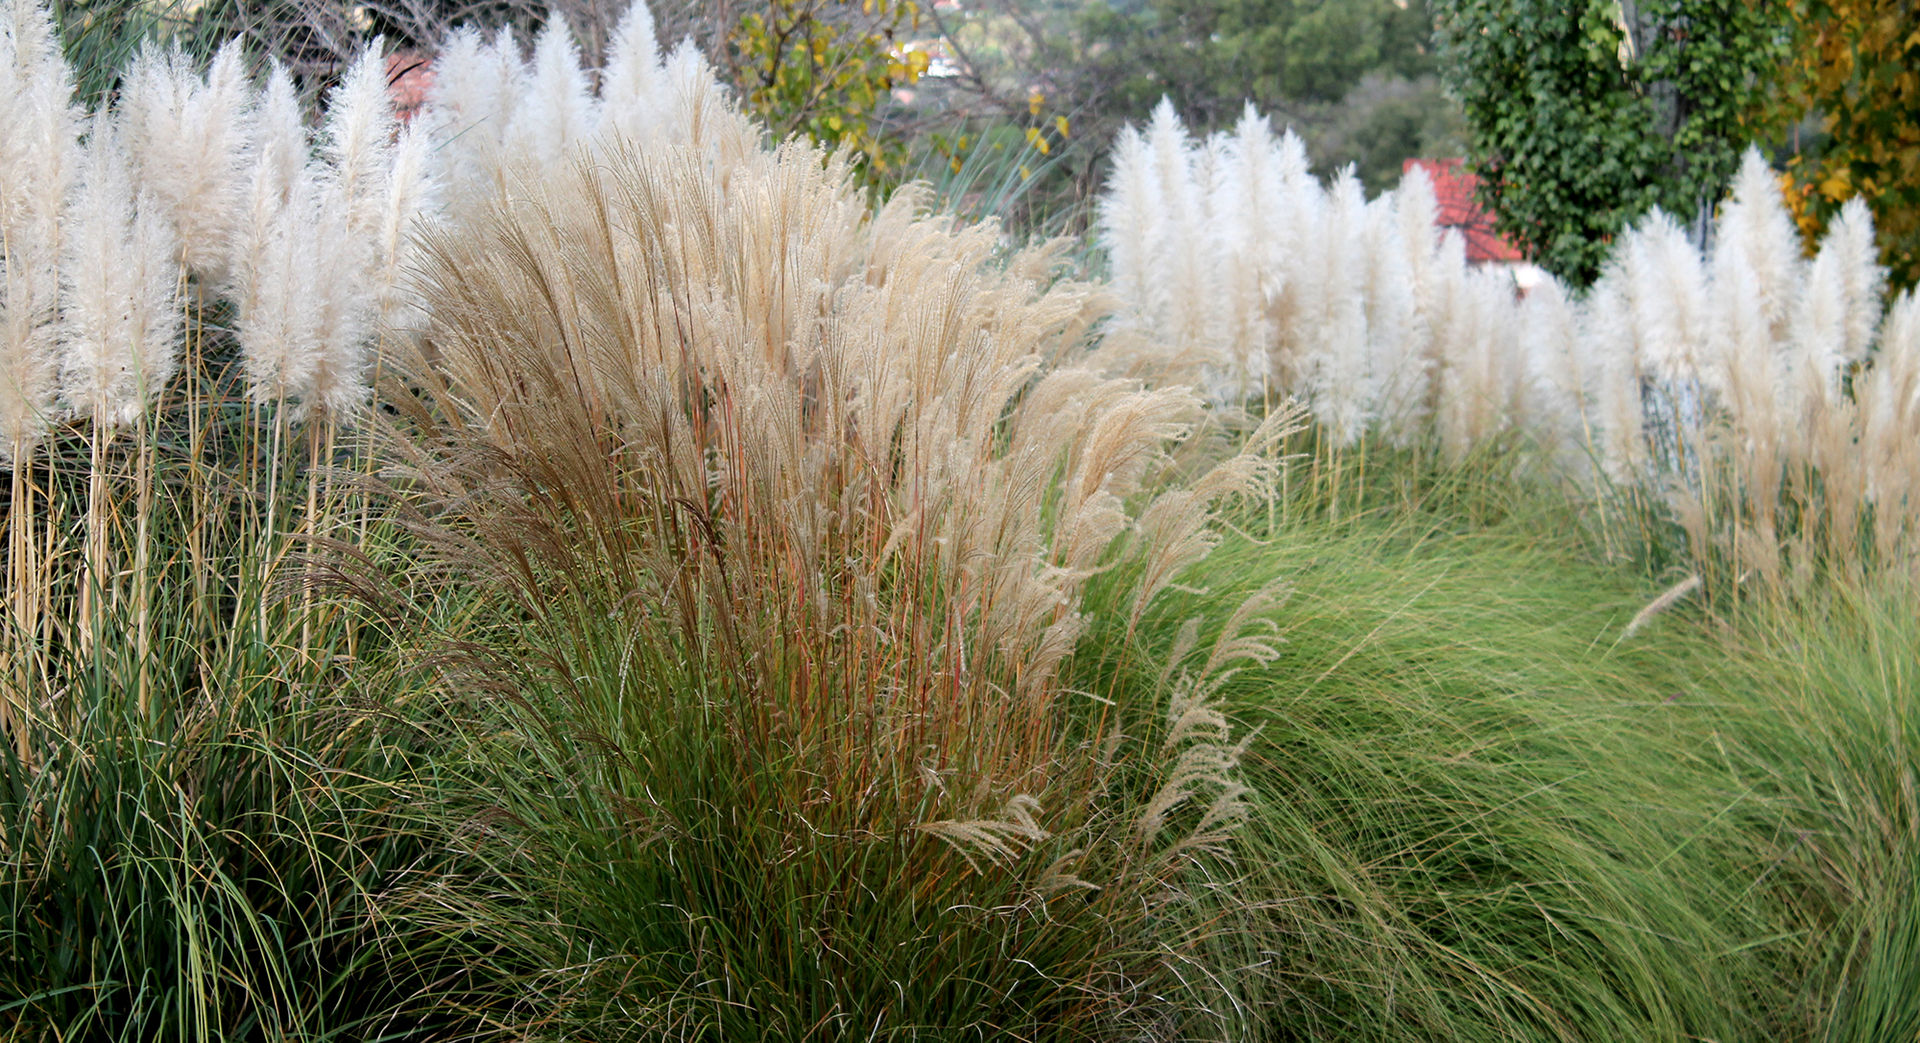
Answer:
1784, 0, 1920, 289
1434, 0, 1787, 285
930, 0, 1460, 192
725, 0, 929, 188
1079, 0, 1435, 126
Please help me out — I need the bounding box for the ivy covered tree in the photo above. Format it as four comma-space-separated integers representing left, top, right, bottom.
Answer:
1433, 0, 1787, 285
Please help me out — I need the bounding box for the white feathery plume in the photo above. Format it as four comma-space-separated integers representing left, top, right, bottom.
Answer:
119, 40, 251, 286
1264, 127, 1322, 392
1518, 272, 1584, 463
59, 113, 181, 427
1458, 264, 1523, 454
374, 121, 437, 337
1859, 289, 1919, 510
1704, 151, 1805, 446
0, 292, 58, 463
1789, 230, 1849, 415
307, 47, 401, 422
1579, 270, 1647, 481
306, 181, 375, 421
1715, 149, 1802, 347
1421, 230, 1476, 455
234, 165, 325, 407
598, 0, 666, 149
1305, 169, 1373, 444
1362, 193, 1423, 442
1, 0, 77, 459
1823, 197, 1885, 367
1141, 98, 1215, 376
251, 62, 306, 207
1202, 105, 1281, 402
230, 63, 305, 336
1097, 124, 1155, 327
1705, 241, 1779, 440
509, 17, 598, 174
1625, 209, 1709, 388
1, 0, 75, 273
1394, 162, 1441, 285
1388, 162, 1442, 418
657, 38, 753, 160
1875, 290, 1920, 426
321, 38, 398, 247
418, 26, 524, 221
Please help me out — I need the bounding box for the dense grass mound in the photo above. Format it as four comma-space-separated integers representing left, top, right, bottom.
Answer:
1084, 464, 1904, 1043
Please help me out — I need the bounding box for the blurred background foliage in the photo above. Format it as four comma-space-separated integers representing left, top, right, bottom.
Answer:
1781, 0, 1920, 289
36, 0, 1920, 285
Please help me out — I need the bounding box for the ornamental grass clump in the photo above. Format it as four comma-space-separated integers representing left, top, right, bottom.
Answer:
367, 109, 1289, 1034
0, 4, 522, 1035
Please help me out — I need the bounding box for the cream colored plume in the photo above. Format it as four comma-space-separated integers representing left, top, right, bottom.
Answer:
59, 113, 181, 427
0, 0, 76, 459
119, 40, 251, 286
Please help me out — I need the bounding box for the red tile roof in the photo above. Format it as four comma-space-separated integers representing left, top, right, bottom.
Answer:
386, 51, 435, 124
1403, 158, 1525, 264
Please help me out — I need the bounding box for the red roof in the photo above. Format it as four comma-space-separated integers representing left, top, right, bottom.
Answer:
1403, 158, 1525, 264
386, 51, 435, 124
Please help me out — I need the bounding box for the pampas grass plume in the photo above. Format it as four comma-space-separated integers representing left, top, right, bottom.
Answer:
1580, 271, 1647, 480
1825, 197, 1885, 366
1718, 149, 1802, 344
322, 39, 398, 245
1, 0, 76, 276
234, 169, 324, 407
1097, 123, 1153, 326
599, 0, 666, 148
1625, 210, 1709, 388
120, 40, 251, 285
509, 18, 597, 171
419, 26, 523, 222
59, 113, 181, 426
376, 122, 436, 335
1, 0, 78, 459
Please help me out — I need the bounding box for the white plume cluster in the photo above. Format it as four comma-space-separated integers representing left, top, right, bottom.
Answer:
0, 0, 740, 430
1098, 104, 1920, 576
417, 4, 755, 231
1100, 101, 1458, 451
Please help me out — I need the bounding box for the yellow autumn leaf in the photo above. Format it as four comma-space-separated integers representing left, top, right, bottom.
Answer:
1054, 114, 1070, 139
1028, 91, 1044, 117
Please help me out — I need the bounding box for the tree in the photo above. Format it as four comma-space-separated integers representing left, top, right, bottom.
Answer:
927, 0, 1460, 193
1783, 0, 1920, 290
1071, 0, 1435, 129
723, 0, 930, 187
1433, 0, 1787, 285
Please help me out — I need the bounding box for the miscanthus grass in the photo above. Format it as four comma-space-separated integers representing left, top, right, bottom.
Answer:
338, 104, 1300, 1034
